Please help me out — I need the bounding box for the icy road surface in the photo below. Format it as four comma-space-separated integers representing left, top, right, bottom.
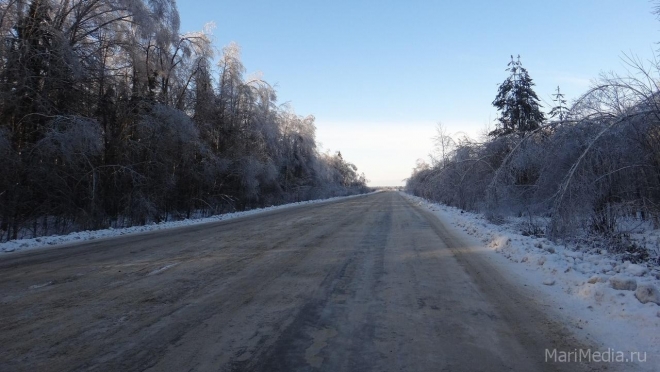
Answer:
0, 192, 612, 371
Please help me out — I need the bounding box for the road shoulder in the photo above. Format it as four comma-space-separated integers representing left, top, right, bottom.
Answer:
0, 192, 378, 258
400, 192, 643, 372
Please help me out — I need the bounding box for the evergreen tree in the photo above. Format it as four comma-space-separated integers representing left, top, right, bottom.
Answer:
549, 85, 569, 121
491, 55, 545, 136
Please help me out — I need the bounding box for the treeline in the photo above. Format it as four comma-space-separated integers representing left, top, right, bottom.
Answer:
407, 54, 660, 260
0, 0, 368, 241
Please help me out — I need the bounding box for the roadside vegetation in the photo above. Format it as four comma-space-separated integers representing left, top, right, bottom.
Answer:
407, 11, 660, 265
0, 0, 369, 241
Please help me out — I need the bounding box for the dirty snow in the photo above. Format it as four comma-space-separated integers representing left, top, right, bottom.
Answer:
402, 192, 660, 371
0, 192, 376, 255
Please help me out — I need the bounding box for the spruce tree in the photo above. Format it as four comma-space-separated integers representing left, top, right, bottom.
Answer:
491, 55, 545, 136
549, 85, 569, 121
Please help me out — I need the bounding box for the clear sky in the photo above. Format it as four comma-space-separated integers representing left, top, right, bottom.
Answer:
177, 0, 659, 186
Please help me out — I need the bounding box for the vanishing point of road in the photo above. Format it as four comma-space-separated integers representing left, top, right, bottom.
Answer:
0, 192, 605, 372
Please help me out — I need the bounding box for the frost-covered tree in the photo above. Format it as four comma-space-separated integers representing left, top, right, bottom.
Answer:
430, 123, 455, 167
0, 2, 369, 242
408, 49, 660, 264
491, 55, 545, 137
549, 85, 569, 121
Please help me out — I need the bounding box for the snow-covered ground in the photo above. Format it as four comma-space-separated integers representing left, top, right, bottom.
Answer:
402, 192, 660, 371
0, 192, 375, 255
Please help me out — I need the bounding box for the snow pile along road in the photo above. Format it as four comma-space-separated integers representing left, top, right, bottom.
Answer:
0, 192, 375, 255
402, 192, 660, 371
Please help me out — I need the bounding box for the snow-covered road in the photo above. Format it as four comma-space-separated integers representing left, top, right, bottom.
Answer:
0, 191, 648, 371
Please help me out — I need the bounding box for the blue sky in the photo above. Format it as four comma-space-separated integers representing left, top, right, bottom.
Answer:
178, 1, 659, 186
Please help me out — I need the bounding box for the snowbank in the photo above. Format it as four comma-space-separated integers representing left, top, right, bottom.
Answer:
402, 192, 660, 371
0, 192, 376, 255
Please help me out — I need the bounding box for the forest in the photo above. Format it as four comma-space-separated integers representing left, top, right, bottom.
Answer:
0, 0, 369, 242
406, 50, 660, 263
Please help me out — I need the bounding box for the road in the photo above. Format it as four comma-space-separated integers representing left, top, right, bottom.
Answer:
0, 191, 607, 372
